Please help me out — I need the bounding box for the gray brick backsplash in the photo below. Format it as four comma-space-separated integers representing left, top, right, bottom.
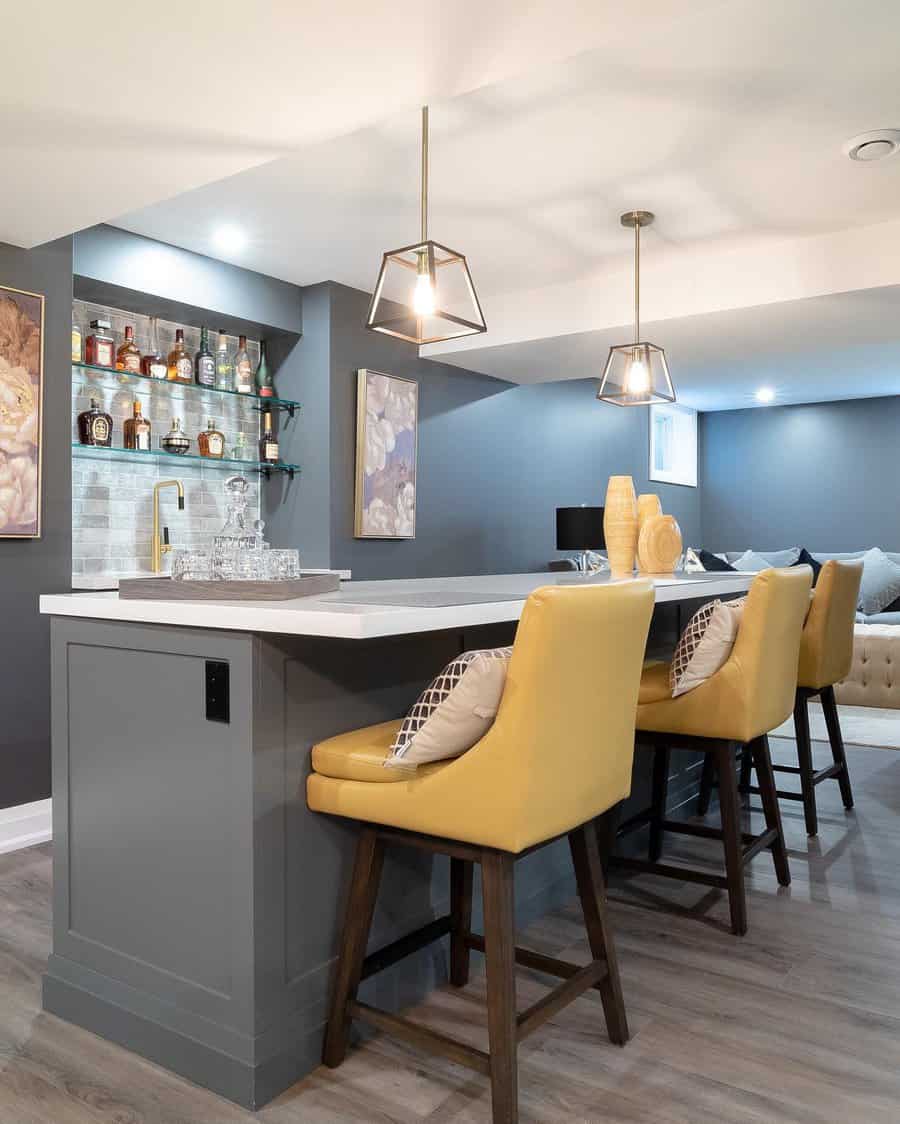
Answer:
72, 299, 262, 578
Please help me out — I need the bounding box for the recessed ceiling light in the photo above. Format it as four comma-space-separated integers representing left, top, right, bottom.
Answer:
212, 225, 247, 254
755, 387, 775, 404
843, 129, 900, 162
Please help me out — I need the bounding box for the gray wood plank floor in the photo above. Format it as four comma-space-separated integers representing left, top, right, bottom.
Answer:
2, 740, 899, 1122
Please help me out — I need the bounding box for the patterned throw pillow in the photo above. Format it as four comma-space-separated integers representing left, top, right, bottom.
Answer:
386, 647, 513, 768
670, 598, 746, 697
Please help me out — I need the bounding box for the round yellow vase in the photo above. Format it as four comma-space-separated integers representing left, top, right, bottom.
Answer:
604, 476, 638, 577
637, 514, 683, 575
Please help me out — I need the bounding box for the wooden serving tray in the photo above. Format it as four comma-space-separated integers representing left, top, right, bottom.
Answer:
118, 574, 340, 601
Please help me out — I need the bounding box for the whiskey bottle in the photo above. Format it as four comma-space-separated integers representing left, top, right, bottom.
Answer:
255, 340, 274, 397
195, 326, 216, 387
85, 319, 115, 368
258, 411, 279, 464
215, 329, 233, 391
233, 335, 253, 394
77, 398, 113, 446
123, 400, 152, 451
116, 325, 142, 373
198, 418, 225, 459
167, 328, 193, 383
141, 317, 167, 379
160, 418, 191, 455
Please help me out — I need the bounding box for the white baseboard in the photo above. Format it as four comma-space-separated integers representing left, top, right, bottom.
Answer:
0, 799, 51, 855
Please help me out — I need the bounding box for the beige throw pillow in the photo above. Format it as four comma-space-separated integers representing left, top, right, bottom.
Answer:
670, 598, 745, 697
386, 647, 513, 768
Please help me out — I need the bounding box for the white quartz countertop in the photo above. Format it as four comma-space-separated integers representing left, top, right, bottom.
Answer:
41, 571, 754, 640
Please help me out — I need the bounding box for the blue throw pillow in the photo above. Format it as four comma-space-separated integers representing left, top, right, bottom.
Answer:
760, 547, 801, 566
858, 547, 900, 615
792, 547, 822, 586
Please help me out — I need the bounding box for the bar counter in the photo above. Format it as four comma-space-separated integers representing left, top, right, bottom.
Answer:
39, 571, 751, 1108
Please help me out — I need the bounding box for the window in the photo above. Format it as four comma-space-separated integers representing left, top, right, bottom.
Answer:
649, 402, 697, 488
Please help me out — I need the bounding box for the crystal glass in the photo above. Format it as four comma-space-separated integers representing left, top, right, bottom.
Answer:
265, 549, 301, 581
171, 549, 212, 581
233, 550, 267, 581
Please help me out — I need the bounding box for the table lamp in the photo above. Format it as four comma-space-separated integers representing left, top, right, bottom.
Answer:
556, 506, 606, 573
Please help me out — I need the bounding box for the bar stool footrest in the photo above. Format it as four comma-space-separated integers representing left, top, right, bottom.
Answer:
348, 1000, 491, 1074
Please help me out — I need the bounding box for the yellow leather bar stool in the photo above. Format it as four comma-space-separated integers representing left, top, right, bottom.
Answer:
736, 559, 863, 835
307, 582, 655, 1124
611, 567, 812, 935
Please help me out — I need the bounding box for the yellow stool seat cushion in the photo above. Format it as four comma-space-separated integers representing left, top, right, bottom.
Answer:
312, 720, 421, 783
638, 660, 673, 705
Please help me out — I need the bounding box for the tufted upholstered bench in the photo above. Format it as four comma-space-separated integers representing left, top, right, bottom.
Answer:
835, 624, 900, 709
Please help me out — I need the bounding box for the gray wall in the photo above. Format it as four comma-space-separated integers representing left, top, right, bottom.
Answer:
0, 237, 73, 808
701, 395, 900, 551
327, 283, 701, 580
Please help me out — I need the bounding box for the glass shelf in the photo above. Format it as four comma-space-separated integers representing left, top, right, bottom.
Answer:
71, 361, 301, 417
72, 443, 300, 479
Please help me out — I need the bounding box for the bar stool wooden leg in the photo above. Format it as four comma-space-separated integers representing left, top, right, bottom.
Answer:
793, 693, 818, 836
569, 824, 629, 1045
649, 745, 670, 863
481, 850, 518, 1124
697, 753, 715, 816
450, 857, 473, 987
750, 735, 791, 887
821, 685, 854, 810
739, 744, 753, 799
714, 741, 748, 936
323, 827, 385, 1067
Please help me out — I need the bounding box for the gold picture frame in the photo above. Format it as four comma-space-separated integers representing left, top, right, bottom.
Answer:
0, 282, 45, 538
354, 369, 418, 539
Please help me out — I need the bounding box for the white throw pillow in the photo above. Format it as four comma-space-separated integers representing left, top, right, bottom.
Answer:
670, 598, 746, 697
386, 647, 513, 767
683, 547, 705, 573
858, 547, 900, 615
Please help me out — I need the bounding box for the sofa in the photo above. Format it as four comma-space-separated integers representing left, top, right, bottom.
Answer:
713, 550, 900, 709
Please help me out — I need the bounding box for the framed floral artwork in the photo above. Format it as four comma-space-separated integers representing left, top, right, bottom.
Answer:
354, 369, 418, 539
0, 284, 44, 538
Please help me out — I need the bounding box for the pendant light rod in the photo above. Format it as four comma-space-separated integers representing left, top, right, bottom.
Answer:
620, 210, 654, 344
420, 105, 429, 243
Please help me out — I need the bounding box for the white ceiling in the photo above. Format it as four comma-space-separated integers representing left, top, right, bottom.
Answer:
114, 0, 900, 294
434, 286, 900, 411
0, 0, 699, 248
8, 0, 900, 410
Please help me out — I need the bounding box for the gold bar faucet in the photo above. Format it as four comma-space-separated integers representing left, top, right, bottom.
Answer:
152, 480, 185, 573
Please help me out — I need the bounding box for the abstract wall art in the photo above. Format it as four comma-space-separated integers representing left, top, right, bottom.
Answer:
0, 284, 44, 538
354, 369, 418, 539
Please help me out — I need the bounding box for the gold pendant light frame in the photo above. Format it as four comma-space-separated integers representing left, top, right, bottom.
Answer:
366, 107, 487, 345
597, 210, 675, 406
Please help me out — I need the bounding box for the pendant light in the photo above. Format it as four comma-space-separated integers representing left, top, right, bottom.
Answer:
596, 210, 675, 406
366, 106, 486, 345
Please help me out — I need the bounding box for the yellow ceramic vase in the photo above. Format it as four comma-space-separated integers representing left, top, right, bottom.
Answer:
637, 493, 662, 529
604, 476, 638, 577
637, 514, 684, 575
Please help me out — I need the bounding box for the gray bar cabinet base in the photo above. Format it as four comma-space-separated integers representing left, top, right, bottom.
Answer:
44, 616, 579, 1109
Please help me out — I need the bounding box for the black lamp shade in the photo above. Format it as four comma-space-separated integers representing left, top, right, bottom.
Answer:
556, 506, 605, 551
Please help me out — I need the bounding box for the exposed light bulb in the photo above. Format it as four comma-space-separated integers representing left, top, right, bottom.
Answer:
412, 268, 435, 316
755, 386, 775, 404
624, 355, 650, 395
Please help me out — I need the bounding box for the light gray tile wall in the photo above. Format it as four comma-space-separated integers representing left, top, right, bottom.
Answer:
72, 299, 261, 575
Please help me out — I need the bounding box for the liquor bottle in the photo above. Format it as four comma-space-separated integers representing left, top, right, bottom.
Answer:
161, 418, 191, 455
233, 335, 253, 394
231, 431, 251, 460
116, 325, 142, 373
123, 400, 152, 451
258, 411, 279, 464
71, 312, 82, 363
85, 319, 115, 368
77, 398, 113, 446
197, 418, 225, 459
215, 329, 233, 391
141, 317, 167, 379
255, 340, 274, 397
167, 328, 193, 383
195, 326, 216, 387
